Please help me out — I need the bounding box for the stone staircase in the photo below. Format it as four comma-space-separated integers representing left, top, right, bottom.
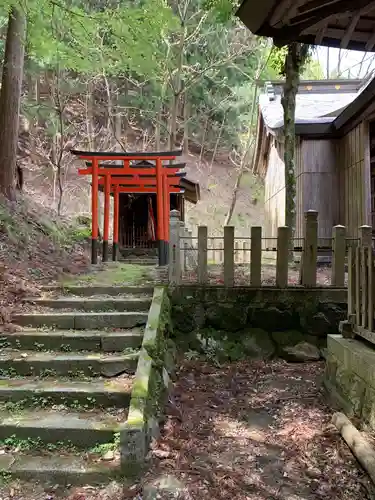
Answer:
0, 285, 154, 485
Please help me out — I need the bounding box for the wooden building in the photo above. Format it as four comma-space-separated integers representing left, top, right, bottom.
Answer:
237, 0, 375, 53
253, 77, 375, 242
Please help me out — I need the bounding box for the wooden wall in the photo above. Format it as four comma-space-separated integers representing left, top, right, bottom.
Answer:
337, 121, 371, 237
295, 139, 338, 243
264, 138, 285, 244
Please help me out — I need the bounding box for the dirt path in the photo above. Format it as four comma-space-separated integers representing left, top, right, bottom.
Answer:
141, 359, 373, 500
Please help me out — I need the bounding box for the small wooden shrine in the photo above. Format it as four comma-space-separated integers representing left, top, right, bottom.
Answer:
71, 150, 200, 266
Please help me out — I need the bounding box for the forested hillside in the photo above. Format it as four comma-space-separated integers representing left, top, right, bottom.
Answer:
0, 0, 279, 229
0, 0, 326, 233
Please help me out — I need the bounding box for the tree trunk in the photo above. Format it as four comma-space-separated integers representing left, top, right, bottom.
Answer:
0, 7, 26, 200
86, 80, 95, 151
183, 91, 189, 154
281, 43, 309, 257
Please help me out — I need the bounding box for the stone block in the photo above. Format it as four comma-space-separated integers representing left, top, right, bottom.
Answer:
327, 335, 375, 388
280, 342, 320, 362
301, 311, 330, 337
324, 354, 338, 384
271, 330, 304, 347
241, 328, 275, 359
251, 306, 295, 332
361, 386, 375, 429
206, 303, 248, 332
120, 423, 147, 477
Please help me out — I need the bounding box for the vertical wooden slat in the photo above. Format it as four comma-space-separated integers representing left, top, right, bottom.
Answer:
198, 226, 208, 284
250, 226, 262, 287
372, 252, 375, 331
361, 246, 368, 328
302, 210, 318, 287
243, 241, 248, 264
276, 226, 290, 288
348, 246, 355, 317
211, 237, 215, 263
355, 246, 361, 327
331, 225, 346, 287
235, 241, 239, 263
368, 248, 374, 331
224, 226, 235, 286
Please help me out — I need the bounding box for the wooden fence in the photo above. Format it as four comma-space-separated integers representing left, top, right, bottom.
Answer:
347, 225, 375, 344
169, 209, 368, 287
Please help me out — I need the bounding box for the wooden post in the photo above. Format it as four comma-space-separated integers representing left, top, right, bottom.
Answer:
359, 225, 372, 247
302, 210, 318, 287
369, 245, 374, 331
224, 226, 235, 286
169, 209, 181, 285
250, 226, 262, 287
102, 174, 111, 262
198, 226, 208, 284
276, 226, 290, 288
91, 157, 99, 264
112, 186, 119, 261
179, 223, 186, 270
156, 158, 166, 266
348, 246, 356, 319
359, 225, 372, 329
332, 225, 346, 287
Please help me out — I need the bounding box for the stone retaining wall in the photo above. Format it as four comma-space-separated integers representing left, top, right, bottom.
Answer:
121, 286, 174, 477
325, 335, 375, 428
170, 287, 347, 361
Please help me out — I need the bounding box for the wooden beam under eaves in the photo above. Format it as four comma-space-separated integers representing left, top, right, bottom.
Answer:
269, 0, 293, 26
279, 0, 373, 39
341, 2, 375, 48
315, 20, 328, 44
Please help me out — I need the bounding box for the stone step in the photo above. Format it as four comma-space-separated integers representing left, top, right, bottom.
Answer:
0, 408, 123, 448
43, 285, 154, 296
0, 377, 132, 407
0, 328, 144, 352
12, 311, 148, 329
0, 350, 138, 377
24, 297, 152, 312
0, 452, 119, 485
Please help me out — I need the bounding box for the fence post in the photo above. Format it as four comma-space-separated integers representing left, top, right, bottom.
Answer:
224, 226, 235, 286
302, 210, 318, 287
250, 226, 262, 287
359, 225, 372, 328
359, 225, 372, 246
169, 210, 181, 285
347, 245, 356, 321
198, 226, 208, 284
276, 226, 290, 288
332, 225, 346, 287
179, 222, 185, 270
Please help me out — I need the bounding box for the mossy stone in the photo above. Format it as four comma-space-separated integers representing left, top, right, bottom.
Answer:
205, 303, 248, 332
271, 330, 304, 347
241, 328, 275, 359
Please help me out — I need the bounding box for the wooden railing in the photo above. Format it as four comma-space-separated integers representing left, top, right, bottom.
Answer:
347, 225, 375, 344
169, 209, 354, 288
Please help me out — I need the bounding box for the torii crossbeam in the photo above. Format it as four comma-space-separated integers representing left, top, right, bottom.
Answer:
71, 149, 184, 266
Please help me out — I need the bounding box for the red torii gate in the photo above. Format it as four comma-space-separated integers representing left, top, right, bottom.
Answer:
71, 150, 184, 266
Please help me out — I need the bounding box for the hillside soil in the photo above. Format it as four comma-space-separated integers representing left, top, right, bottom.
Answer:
0, 195, 91, 324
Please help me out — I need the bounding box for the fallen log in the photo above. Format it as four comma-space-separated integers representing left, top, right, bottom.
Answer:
332, 412, 375, 485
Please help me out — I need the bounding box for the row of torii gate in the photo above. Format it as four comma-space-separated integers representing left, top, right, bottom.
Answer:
71, 149, 185, 266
